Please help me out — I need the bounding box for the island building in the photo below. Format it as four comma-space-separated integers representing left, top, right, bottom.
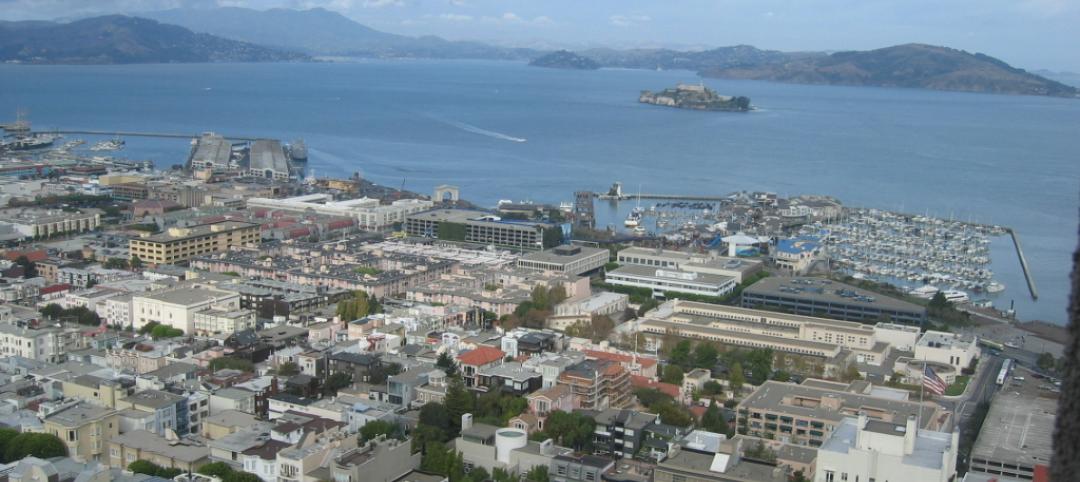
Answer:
814, 414, 957, 482
0, 207, 101, 239
741, 277, 927, 326
516, 244, 608, 276
128, 220, 260, 265
968, 372, 1056, 480
404, 209, 562, 250
247, 139, 291, 181
637, 300, 896, 369
736, 380, 950, 448
615, 246, 764, 283
606, 265, 738, 298
246, 194, 433, 231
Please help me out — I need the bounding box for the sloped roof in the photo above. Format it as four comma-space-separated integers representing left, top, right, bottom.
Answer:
456, 346, 506, 366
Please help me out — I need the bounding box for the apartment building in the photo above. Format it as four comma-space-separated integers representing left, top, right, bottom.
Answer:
128, 220, 260, 265
0, 207, 101, 238
108, 429, 210, 474
591, 408, 658, 459
43, 403, 119, 463
736, 380, 950, 448
404, 209, 561, 249
815, 414, 958, 482
556, 359, 632, 411
131, 285, 241, 333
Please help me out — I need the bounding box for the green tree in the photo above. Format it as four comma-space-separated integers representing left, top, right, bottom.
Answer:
359, 420, 403, 442
444, 378, 475, 436
40, 303, 64, 320
277, 361, 300, 376
525, 465, 550, 482
103, 257, 129, 269
841, 363, 862, 382
127, 460, 161, 476
929, 291, 949, 309
419, 402, 452, 435
1037, 352, 1055, 372
4, 433, 67, 462
728, 362, 746, 392
0, 428, 19, 463
467, 467, 490, 482
772, 370, 791, 382
436, 351, 458, 377
130, 255, 143, 269
208, 357, 255, 373
198, 462, 235, 478
694, 342, 719, 369
661, 364, 685, 384
150, 324, 183, 338
545, 410, 595, 451
669, 340, 692, 368
324, 372, 353, 393
701, 399, 727, 434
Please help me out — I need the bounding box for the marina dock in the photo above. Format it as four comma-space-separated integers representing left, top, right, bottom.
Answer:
595, 192, 730, 202
37, 129, 258, 141
1008, 228, 1039, 301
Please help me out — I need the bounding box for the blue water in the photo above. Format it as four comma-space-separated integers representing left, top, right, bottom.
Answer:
2, 60, 1078, 324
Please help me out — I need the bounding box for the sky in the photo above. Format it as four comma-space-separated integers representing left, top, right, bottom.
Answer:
2, 0, 1078, 71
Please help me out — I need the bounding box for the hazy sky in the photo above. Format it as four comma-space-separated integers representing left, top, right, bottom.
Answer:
2, 0, 1078, 71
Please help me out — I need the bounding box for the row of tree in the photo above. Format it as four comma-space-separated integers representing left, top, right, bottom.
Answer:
500, 285, 568, 330
40, 303, 101, 326
336, 290, 382, 321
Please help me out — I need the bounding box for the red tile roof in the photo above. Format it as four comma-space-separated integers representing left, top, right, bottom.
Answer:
40, 284, 72, 295
4, 249, 48, 263
631, 375, 680, 398
457, 346, 506, 366
584, 349, 658, 368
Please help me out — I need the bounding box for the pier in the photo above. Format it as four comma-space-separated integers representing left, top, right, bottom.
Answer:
595, 192, 730, 202
1008, 228, 1039, 301
36, 129, 258, 141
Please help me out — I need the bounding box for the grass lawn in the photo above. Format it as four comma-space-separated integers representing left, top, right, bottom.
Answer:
945, 375, 970, 396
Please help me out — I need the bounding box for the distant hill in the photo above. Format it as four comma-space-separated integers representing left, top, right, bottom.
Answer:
701, 44, 1078, 97
141, 7, 537, 60
0, 15, 307, 64
529, 50, 600, 70
582, 44, 802, 72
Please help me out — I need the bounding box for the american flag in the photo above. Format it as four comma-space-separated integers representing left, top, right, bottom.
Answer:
923, 365, 947, 395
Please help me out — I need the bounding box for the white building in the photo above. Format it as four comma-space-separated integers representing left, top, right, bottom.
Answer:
553, 292, 629, 317
914, 330, 980, 373
517, 245, 608, 276
132, 286, 241, 334
246, 194, 434, 231
874, 322, 923, 352
0, 324, 62, 362
103, 294, 134, 329
0, 208, 101, 238
815, 414, 958, 482
606, 265, 737, 298
192, 308, 256, 336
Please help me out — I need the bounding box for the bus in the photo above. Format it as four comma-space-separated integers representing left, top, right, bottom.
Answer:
979, 339, 1005, 352
996, 358, 1013, 386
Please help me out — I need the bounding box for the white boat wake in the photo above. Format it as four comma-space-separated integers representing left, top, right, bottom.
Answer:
429, 115, 527, 143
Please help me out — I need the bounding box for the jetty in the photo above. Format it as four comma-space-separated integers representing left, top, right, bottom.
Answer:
595, 192, 730, 202
1008, 228, 1039, 301
37, 129, 258, 141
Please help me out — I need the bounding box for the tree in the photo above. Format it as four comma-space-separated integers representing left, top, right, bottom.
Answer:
661, 364, 685, 384
419, 402, 452, 435
929, 291, 949, 309
728, 362, 746, 392
14, 255, 36, 278
444, 378, 475, 436
701, 399, 727, 434
360, 420, 403, 442
336, 291, 375, 321
436, 351, 458, 377
467, 467, 491, 482
702, 380, 725, 396
655, 402, 693, 428
4, 433, 67, 462
198, 462, 234, 478
589, 314, 616, 342
208, 357, 255, 373
40, 303, 64, 320
635, 388, 674, 408
128, 460, 161, 476
841, 363, 862, 382
325, 372, 353, 393
525, 465, 550, 482
669, 340, 693, 368
772, 370, 791, 382
278, 361, 300, 376
545, 410, 595, 451
1037, 352, 1055, 372
0, 428, 19, 463
150, 324, 183, 338
694, 342, 719, 369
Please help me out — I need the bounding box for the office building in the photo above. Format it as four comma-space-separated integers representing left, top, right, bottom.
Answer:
517, 244, 608, 275
741, 277, 927, 326
247, 194, 434, 231
914, 330, 980, 373
404, 209, 561, 249
606, 265, 738, 298
129, 220, 260, 265
736, 380, 949, 447
616, 247, 764, 283
815, 414, 957, 482
0, 208, 101, 239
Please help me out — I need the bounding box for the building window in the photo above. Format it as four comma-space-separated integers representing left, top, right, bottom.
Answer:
825, 471, 835, 482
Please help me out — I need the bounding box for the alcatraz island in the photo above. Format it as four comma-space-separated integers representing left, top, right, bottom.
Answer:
639, 83, 751, 111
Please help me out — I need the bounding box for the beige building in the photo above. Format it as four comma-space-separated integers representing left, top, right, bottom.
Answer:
43, 403, 119, 463
61, 374, 135, 409
132, 285, 241, 333
109, 429, 210, 473
736, 380, 950, 448
0, 207, 101, 238
192, 307, 256, 336
129, 220, 259, 265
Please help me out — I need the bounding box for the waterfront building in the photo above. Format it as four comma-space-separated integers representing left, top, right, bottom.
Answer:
128, 220, 260, 265
248, 139, 291, 180
741, 277, 927, 326
189, 132, 234, 170
247, 194, 434, 230
606, 265, 738, 298
517, 244, 608, 275
814, 414, 957, 482
736, 380, 949, 447
772, 236, 823, 275
404, 209, 561, 249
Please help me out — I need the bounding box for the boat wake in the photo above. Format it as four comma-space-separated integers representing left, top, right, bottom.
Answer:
428, 115, 526, 143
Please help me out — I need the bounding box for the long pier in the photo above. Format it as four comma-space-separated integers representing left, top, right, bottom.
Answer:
38, 129, 259, 141
1008, 228, 1039, 301
595, 193, 730, 202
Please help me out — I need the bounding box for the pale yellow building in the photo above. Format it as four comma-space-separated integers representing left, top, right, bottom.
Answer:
109, 429, 209, 473
129, 220, 259, 265
60, 375, 134, 409
43, 403, 119, 463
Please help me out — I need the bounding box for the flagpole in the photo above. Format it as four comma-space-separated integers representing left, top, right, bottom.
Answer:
918, 356, 924, 430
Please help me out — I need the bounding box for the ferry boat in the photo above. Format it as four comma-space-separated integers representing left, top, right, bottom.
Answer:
942, 290, 970, 304
986, 282, 1005, 293
624, 211, 641, 228
3, 134, 56, 151
90, 137, 125, 151
909, 285, 940, 299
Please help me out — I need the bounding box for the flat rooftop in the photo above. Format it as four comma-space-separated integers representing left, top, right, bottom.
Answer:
408, 209, 551, 228
739, 380, 944, 429
45, 403, 113, 427
970, 371, 1057, 469
249, 139, 289, 173
139, 220, 258, 243
609, 264, 734, 287
138, 286, 234, 306
520, 245, 607, 264
743, 277, 926, 314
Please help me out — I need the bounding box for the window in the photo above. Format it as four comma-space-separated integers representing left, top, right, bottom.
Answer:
825, 471, 835, 482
